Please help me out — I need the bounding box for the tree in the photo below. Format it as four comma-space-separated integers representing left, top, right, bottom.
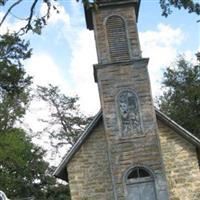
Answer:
45, 180, 71, 200
0, 33, 71, 199
160, 0, 200, 17
0, 128, 71, 199
0, 33, 32, 131
37, 84, 90, 148
157, 55, 200, 138
0, 128, 47, 199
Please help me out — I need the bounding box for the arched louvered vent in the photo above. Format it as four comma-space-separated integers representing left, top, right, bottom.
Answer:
106, 15, 130, 62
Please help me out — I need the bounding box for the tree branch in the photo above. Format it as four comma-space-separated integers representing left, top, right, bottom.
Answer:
0, 0, 23, 27
24, 0, 39, 33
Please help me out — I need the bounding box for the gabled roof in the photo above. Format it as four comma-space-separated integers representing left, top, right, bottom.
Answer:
54, 109, 200, 181
53, 110, 102, 181
155, 108, 200, 147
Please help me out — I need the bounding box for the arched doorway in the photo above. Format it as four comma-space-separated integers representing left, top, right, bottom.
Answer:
125, 167, 157, 200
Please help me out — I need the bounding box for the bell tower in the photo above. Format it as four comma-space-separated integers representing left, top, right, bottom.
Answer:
85, 0, 170, 199
86, 0, 142, 64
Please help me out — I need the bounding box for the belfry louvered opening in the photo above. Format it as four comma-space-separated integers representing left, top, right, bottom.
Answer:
106, 15, 130, 62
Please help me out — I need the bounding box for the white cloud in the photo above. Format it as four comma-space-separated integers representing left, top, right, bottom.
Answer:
67, 23, 187, 114
27, 1, 98, 116
25, 53, 71, 92
23, 53, 74, 164
40, 1, 79, 50
183, 50, 197, 63
24, 52, 72, 134
141, 23, 184, 48
0, 11, 27, 34
24, 97, 68, 166
140, 23, 185, 98
69, 29, 99, 115
40, 1, 70, 26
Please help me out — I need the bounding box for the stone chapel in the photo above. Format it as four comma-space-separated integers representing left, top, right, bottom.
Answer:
54, 0, 200, 199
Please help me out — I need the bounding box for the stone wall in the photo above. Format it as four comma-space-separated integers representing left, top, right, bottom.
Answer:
67, 1, 200, 200
94, 59, 169, 200
67, 120, 114, 200
158, 119, 200, 200
67, 115, 200, 200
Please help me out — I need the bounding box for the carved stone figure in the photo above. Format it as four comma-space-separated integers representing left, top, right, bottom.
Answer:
118, 90, 142, 136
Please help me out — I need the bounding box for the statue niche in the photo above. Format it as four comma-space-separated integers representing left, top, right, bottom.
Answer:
117, 90, 142, 136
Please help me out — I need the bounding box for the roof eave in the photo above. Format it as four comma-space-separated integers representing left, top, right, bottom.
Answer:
53, 110, 102, 181
54, 109, 200, 182
155, 109, 200, 148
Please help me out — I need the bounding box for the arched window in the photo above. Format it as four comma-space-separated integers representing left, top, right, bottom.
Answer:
117, 90, 142, 136
125, 167, 157, 200
106, 15, 130, 62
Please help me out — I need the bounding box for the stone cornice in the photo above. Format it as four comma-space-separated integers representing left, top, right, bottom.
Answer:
93, 58, 149, 82
84, 0, 141, 30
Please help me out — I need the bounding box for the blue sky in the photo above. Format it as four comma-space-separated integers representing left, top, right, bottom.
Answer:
0, 0, 199, 164
139, 1, 199, 50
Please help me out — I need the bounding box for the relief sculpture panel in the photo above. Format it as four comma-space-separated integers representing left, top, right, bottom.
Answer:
117, 90, 142, 136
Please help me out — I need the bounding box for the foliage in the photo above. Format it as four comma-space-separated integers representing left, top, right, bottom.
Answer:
0, 128, 47, 198
157, 55, 200, 138
0, 33, 31, 65
45, 181, 71, 200
37, 84, 90, 147
0, 33, 32, 131
0, 12, 74, 198
0, 128, 71, 199
160, 0, 200, 17
0, 33, 70, 199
